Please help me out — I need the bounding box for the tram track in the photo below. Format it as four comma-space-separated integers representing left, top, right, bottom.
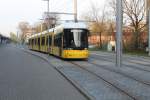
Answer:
70, 61, 137, 100
90, 54, 150, 73
71, 61, 150, 100
46, 55, 136, 100
87, 59, 150, 86
91, 52, 150, 66
126, 59, 150, 67
68, 57, 150, 100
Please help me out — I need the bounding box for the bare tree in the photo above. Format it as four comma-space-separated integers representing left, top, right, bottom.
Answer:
123, 0, 146, 49
10, 32, 18, 43
106, 19, 116, 41
109, 0, 146, 49
18, 21, 30, 43
33, 22, 48, 33
82, 2, 107, 48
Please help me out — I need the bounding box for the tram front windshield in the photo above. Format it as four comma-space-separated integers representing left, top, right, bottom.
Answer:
63, 29, 88, 50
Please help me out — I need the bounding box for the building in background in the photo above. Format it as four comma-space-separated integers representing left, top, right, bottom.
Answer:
88, 24, 148, 51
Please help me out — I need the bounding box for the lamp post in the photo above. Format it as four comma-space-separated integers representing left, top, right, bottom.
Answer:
146, 0, 150, 56
116, 0, 123, 67
148, 9, 150, 56
74, 0, 77, 22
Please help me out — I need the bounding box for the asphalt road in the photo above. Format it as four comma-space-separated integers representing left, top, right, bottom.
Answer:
0, 44, 87, 100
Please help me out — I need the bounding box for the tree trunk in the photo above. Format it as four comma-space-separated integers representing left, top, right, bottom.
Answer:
99, 32, 102, 49
134, 31, 139, 50
122, 39, 126, 51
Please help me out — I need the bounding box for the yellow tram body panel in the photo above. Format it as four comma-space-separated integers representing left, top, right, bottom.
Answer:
40, 45, 46, 52
33, 45, 38, 51
52, 47, 60, 56
62, 50, 89, 59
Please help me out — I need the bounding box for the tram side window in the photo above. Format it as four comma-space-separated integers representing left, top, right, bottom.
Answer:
41, 37, 45, 46
54, 34, 62, 47
46, 36, 48, 46
49, 36, 52, 46
38, 38, 40, 46
32, 39, 34, 45
81, 31, 88, 48
35, 39, 37, 45
46, 36, 52, 46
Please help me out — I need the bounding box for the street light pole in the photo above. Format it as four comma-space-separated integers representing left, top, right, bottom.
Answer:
74, 0, 77, 22
116, 0, 123, 67
147, 0, 150, 56
149, 9, 150, 56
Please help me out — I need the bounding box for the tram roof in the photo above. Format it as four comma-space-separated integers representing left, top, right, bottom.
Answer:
29, 28, 54, 39
29, 22, 87, 39
60, 22, 87, 29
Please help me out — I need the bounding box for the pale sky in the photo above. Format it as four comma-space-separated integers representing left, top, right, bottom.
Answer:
0, 0, 105, 37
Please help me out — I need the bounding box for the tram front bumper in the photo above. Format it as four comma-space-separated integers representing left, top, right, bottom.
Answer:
62, 50, 89, 59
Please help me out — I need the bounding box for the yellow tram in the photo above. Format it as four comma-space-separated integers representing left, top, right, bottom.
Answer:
28, 22, 89, 59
